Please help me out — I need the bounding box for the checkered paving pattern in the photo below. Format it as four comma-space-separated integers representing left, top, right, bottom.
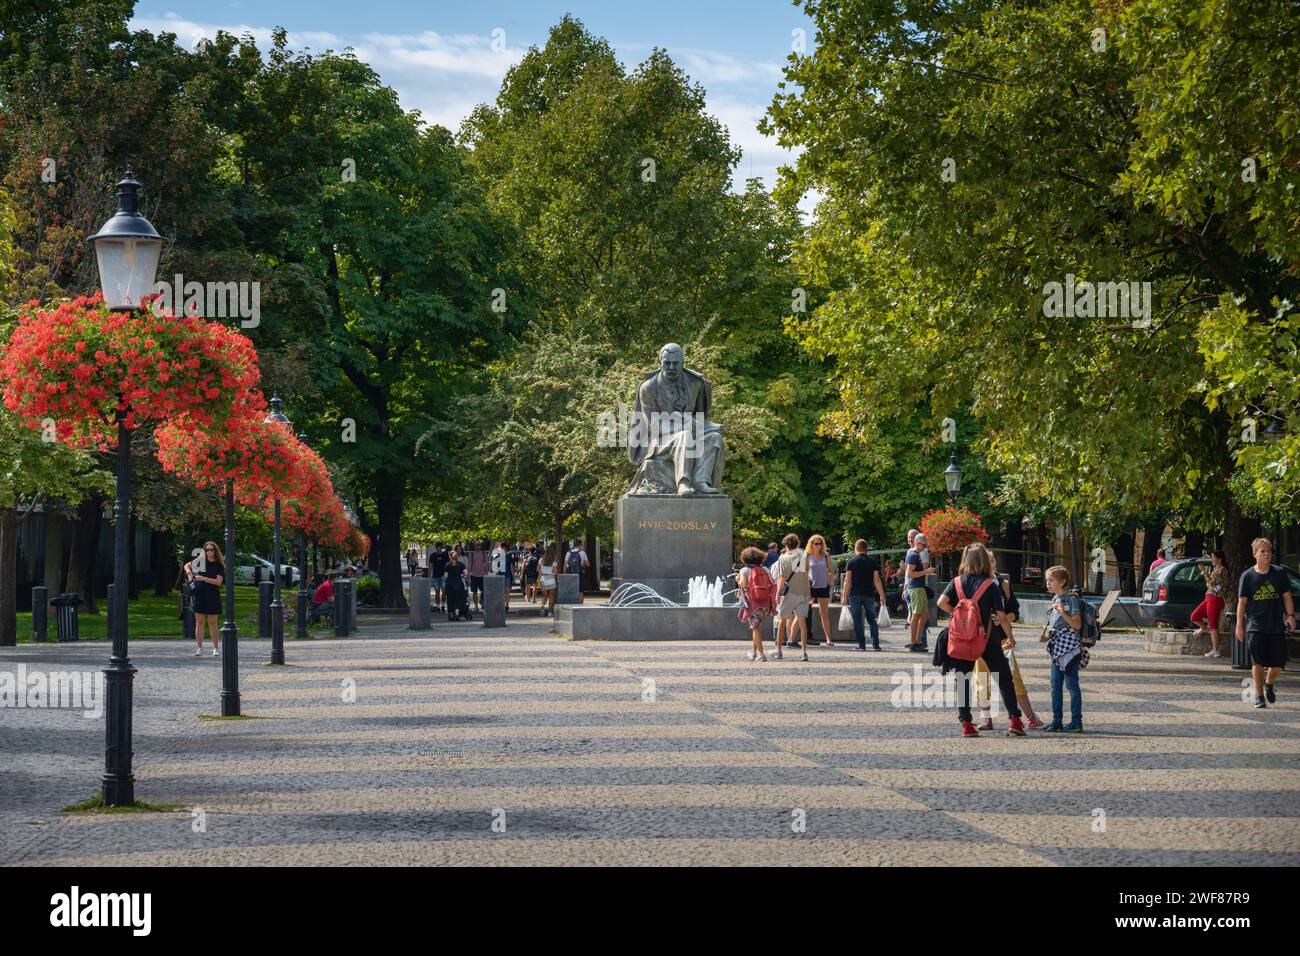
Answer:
2, 623, 1298, 866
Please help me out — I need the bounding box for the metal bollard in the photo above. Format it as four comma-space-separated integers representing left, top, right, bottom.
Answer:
31, 586, 48, 643
349, 580, 358, 634
258, 581, 273, 639
333, 580, 351, 638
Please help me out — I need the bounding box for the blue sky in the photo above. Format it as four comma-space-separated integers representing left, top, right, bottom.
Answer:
131, 1, 816, 196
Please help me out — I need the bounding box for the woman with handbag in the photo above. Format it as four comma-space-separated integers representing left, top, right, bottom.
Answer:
806, 535, 839, 647
186, 541, 225, 657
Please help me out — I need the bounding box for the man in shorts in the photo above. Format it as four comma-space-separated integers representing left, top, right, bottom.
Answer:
773, 533, 812, 661
1235, 537, 1295, 709
427, 543, 448, 613
905, 532, 933, 652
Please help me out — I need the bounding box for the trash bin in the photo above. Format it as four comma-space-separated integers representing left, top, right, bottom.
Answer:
50, 592, 81, 642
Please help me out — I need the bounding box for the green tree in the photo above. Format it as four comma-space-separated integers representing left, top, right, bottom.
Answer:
229, 38, 524, 606
765, 0, 1298, 590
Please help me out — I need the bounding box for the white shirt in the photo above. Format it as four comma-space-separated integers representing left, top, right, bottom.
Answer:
491, 548, 507, 573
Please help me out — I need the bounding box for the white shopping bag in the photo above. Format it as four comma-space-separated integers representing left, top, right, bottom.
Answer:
877, 604, 891, 629
838, 605, 853, 631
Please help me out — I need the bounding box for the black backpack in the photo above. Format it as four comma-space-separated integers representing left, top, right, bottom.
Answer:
565, 548, 584, 575
1076, 591, 1102, 646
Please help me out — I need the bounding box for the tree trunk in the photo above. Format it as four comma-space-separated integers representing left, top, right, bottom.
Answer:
554, 513, 565, 561
1183, 530, 1205, 559
1000, 518, 1023, 586
584, 529, 598, 592
1110, 532, 1136, 596
43, 509, 65, 594
0, 506, 17, 646
66, 493, 103, 613
376, 492, 407, 609
152, 531, 173, 596
1138, 522, 1164, 583
1222, 490, 1261, 605
127, 513, 140, 600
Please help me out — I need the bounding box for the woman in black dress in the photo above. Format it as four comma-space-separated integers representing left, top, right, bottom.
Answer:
186, 541, 225, 657
444, 549, 471, 621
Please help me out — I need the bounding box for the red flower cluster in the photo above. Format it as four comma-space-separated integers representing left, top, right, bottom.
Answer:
919, 506, 990, 555
155, 401, 350, 547
3, 293, 351, 547
1, 294, 260, 447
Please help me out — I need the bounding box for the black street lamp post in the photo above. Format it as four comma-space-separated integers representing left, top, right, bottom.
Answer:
265, 397, 291, 665
220, 481, 240, 716
296, 431, 310, 640
943, 453, 962, 508
88, 168, 164, 807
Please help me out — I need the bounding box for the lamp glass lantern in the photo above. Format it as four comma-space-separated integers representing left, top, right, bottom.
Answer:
88, 167, 164, 311
943, 454, 963, 497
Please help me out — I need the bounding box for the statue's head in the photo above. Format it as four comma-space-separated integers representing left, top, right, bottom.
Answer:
658, 343, 684, 381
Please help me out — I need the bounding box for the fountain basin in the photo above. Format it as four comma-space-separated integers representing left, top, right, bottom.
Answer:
555, 605, 742, 641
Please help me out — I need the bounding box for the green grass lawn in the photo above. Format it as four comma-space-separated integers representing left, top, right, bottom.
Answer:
15, 588, 334, 643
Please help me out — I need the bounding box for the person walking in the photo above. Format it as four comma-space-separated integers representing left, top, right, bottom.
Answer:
1235, 538, 1295, 709
972, 553, 1043, 729
1192, 550, 1229, 658
444, 549, 470, 621
1040, 566, 1087, 732
524, 547, 540, 603
467, 540, 488, 612
565, 540, 589, 603
774, 534, 812, 661
737, 547, 777, 661
935, 543, 1026, 738
904, 532, 933, 652
186, 541, 225, 657
805, 535, 838, 647
539, 548, 559, 616
406, 546, 419, 577
842, 539, 886, 651
491, 540, 511, 610
428, 543, 448, 613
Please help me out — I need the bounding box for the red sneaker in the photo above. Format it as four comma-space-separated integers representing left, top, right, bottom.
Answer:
1026, 716, 1044, 729
977, 718, 994, 731
961, 721, 980, 737
1007, 717, 1026, 736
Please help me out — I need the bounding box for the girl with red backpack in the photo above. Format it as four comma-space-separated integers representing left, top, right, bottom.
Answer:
737, 547, 777, 661
936, 543, 1026, 738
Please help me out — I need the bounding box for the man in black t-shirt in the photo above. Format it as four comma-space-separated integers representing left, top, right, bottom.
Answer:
428, 544, 449, 612
842, 540, 886, 650
1235, 538, 1295, 708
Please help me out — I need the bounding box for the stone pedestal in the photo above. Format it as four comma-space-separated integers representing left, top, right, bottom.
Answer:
556, 573, 581, 606
613, 495, 732, 599
482, 574, 506, 628
408, 577, 431, 630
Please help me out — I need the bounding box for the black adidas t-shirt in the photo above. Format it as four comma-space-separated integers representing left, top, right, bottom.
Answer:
1239, 565, 1293, 634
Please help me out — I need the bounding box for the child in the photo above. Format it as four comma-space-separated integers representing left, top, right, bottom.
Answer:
1235, 538, 1296, 708
1040, 565, 1086, 732
737, 547, 776, 661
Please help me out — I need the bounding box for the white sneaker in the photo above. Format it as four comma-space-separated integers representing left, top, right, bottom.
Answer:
772, 645, 783, 660
193, 648, 202, 656
756, 654, 767, 662
212, 647, 220, 657
747, 650, 756, 661
799, 651, 809, 662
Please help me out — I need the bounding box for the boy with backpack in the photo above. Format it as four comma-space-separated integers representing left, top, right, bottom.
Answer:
936, 543, 1026, 738
565, 540, 589, 604
737, 547, 777, 661
1039, 565, 1088, 732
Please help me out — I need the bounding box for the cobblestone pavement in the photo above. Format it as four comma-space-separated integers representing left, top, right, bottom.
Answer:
2, 617, 1298, 866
